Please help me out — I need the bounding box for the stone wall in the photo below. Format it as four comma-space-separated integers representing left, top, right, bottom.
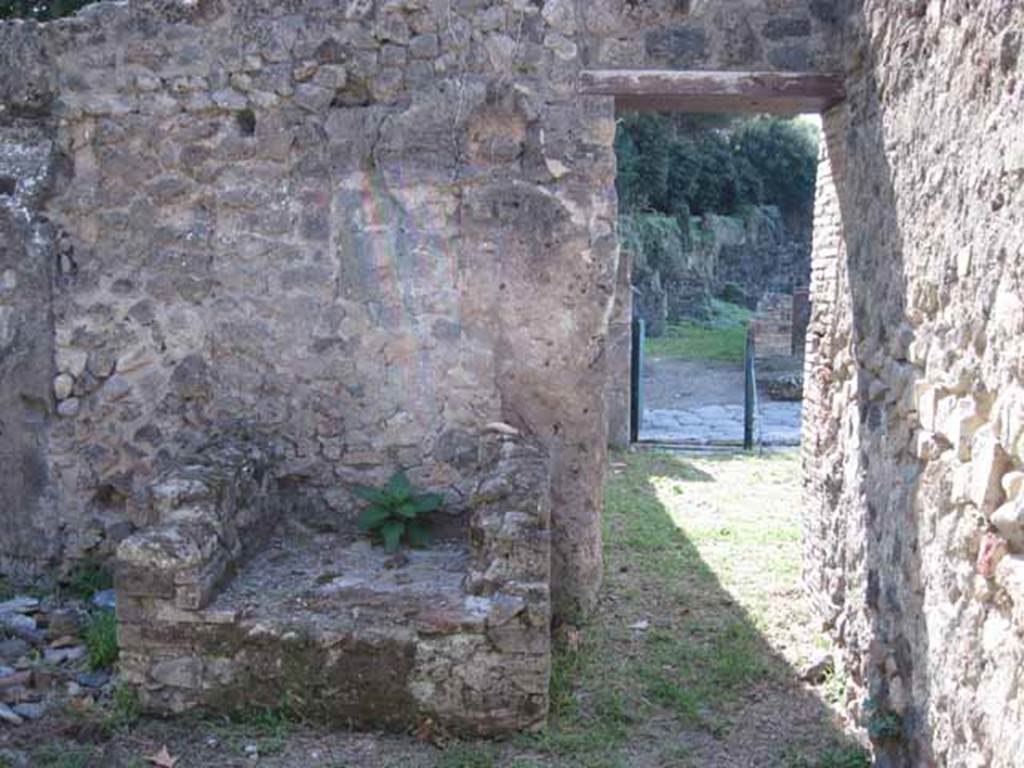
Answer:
116, 431, 552, 734
714, 208, 811, 310
625, 207, 811, 337
578, 0, 839, 71
0, 0, 836, 619
751, 292, 795, 359
803, 2, 1024, 765
0, 120, 59, 576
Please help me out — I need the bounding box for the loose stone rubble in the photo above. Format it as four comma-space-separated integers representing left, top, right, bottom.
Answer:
0, 590, 114, 731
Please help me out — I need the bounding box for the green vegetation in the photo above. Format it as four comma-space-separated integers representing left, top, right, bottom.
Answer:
354, 470, 444, 552
0, 0, 95, 20
641, 621, 768, 725
616, 113, 820, 221
493, 450, 845, 766
62, 561, 113, 601
619, 211, 689, 279
436, 745, 498, 768
30, 744, 96, 768
864, 697, 903, 742
207, 706, 294, 758
106, 683, 140, 731
644, 299, 752, 362
617, 113, 818, 333
785, 744, 873, 768
84, 608, 118, 670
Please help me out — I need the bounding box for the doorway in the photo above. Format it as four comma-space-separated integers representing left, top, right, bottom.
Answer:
618, 112, 818, 449
582, 70, 844, 451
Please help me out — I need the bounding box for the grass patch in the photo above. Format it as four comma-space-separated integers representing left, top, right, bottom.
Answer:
436, 744, 497, 768
31, 744, 96, 768
197, 704, 297, 758
784, 744, 872, 768
84, 609, 118, 670
644, 299, 751, 362
63, 561, 113, 601
106, 684, 140, 731
515, 450, 800, 764
638, 621, 768, 727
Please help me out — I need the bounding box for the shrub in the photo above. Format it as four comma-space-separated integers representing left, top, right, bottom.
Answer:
353, 471, 443, 553
619, 213, 687, 280
719, 282, 747, 305
84, 609, 118, 670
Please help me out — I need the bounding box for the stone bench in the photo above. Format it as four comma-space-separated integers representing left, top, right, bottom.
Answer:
115, 431, 552, 735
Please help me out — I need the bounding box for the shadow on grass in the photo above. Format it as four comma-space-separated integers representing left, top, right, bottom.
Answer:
511, 450, 869, 768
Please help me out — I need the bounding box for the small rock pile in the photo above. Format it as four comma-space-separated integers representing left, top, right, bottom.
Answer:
0, 591, 114, 727
765, 371, 804, 401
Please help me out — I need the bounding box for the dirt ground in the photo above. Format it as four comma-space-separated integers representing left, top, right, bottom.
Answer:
4, 451, 865, 768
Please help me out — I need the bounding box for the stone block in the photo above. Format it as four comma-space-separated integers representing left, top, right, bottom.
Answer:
56, 397, 80, 418
914, 382, 940, 431
1002, 472, 1024, 501
312, 65, 348, 90
53, 374, 74, 401
951, 463, 973, 506
408, 34, 439, 59
116, 596, 158, 625
174, 551, 229, 611
294, 83, 333, 112
115, 563, 176, 599
486, 623, 548, 654
937, 396, 984, 461
101, 374, 133, 402
992, 497, 1024, 551
150, 656, 203, 690
970, 426, 1010, 512
766, 44, 811, 70
211, 89, 248, 110
763, 17, 813, 40
914, 431, 942, 460
994, 555, 1024, 626
645, 24, 709, 67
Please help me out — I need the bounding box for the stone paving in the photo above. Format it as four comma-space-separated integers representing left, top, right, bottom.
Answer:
641, 402, 803, 445
638, 356, 803, 445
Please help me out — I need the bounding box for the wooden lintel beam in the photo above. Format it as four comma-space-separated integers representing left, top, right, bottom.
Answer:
578, 70, 846, 114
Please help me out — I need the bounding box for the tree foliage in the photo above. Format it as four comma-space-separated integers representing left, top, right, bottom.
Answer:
0, 0, 95, 21
616, 113, 819, 221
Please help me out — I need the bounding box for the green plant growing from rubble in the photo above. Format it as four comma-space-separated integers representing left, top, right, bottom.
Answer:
84, 608, 119, 670
353, 470, 444, 553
